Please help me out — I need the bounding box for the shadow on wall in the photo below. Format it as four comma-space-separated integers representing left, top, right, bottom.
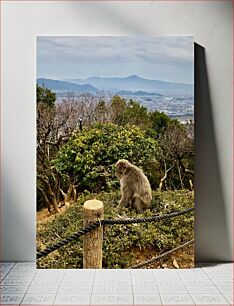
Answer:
195, 43, 232, 262
66, 2, 151, 35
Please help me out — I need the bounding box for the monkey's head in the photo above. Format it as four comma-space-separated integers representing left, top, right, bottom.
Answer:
115, 159, 130, 179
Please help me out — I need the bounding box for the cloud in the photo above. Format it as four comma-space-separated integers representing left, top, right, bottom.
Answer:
37, 36, 194, 83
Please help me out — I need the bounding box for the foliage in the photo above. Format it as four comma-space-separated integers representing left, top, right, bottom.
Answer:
37, 84, 56, 107
149, 111, 178, 134
53, 123, 160, 193
36, 88, 194, 211
149, 110, 171, 136
158, 121, 194, 189
37, 190, 194, 269
95, 100, 108, 123
36, 89, 195, 269
110, 96, 149, 127
111, 95, 127, 125
37, 87, 79, 212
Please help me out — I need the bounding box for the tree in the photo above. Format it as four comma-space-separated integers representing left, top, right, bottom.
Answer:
37, 87, 79, 213
37, 84, 56, 107
123, 99, 149, 127
110, 96, 150, 128
110, 95, 126, 125
158, 121, 194, 190
95, 100, 108, 123
149, 111, 171, 136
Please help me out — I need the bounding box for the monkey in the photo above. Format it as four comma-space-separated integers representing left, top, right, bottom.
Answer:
115, 159, 152, 213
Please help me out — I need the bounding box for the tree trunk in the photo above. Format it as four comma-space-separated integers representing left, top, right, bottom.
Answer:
38, 187, 51, 213
60, 188, 68, 206
177, 164, 184, 189
72, 185, 77, 202
51, 194, 60, 213
189, 179, 194, 200
67, 184, 74, 202
41, 176, 60, 213
60, 184, 77, 207
159, 163, 173, 191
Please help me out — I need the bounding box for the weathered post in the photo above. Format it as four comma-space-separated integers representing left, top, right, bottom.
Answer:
83, 199, 104, 269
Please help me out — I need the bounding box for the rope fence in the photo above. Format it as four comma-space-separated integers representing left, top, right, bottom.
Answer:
37, 206, 194, 265
129, 239, 194, 269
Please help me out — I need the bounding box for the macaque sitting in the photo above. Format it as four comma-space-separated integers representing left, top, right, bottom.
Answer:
115, 159, 152, 213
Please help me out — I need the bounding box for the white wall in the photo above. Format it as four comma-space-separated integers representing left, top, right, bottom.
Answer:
1, 1, 233, 261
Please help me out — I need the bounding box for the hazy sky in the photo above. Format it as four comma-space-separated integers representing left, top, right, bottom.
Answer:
37, 36, 194, 84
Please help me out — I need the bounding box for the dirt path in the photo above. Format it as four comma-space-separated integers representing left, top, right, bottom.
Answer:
129, 243, 194, 269
37, 205, 68, 223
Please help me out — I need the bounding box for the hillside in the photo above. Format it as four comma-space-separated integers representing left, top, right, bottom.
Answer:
115, 90, 163, 97
37, 78, 98, 93
37, 190, 194, 269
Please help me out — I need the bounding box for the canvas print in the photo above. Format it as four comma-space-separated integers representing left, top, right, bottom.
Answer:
36, 36, 194, 269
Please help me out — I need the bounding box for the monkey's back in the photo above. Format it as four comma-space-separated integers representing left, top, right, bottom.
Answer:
126, 164, 152, 205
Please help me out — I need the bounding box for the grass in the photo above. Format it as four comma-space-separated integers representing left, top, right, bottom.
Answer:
37, 189, 194, 269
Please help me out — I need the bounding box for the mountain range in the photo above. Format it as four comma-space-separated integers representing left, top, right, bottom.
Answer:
37, 78, 98, 93
37, 75, 193, 95
64, 75, 193, 93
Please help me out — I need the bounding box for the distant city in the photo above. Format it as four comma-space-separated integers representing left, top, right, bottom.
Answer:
113, 92, 194, 123
37, 75, 194, 123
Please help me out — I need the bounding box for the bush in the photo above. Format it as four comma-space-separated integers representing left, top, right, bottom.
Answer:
53, 123, 160, 193
37, 190, 194, 269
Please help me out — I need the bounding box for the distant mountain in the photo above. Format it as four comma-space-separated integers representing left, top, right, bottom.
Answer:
65, 75, 193, 93
116, 90, 163, 97
37, 78, 98, 93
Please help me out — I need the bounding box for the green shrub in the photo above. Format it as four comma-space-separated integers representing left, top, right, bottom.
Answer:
53, 123, 160, 193
37, 190, 194, 269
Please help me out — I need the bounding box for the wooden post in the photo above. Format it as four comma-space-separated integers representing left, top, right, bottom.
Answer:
83, 199, 104, 269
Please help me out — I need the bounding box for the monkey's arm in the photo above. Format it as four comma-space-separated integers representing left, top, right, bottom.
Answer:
118, 196, 129, 208
117, 186, 132, 211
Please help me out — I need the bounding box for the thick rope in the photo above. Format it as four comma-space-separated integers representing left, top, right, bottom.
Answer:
37, 207, 194, 259
37, 222, 101, 259
102, 207, 193, 226
129, 239, 194, 269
